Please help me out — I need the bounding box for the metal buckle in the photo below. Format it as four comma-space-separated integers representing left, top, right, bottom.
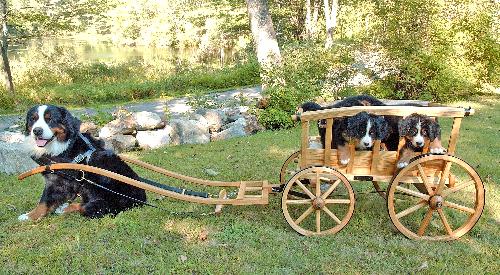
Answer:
75, 170, 85, 182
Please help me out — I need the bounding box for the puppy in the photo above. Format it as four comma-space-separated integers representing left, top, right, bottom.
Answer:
20, 105, 147, 221
300, 95, 397, 165
397, 113, 446, 168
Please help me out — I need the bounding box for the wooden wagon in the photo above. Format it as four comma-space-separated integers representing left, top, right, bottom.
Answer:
18, 105, 484, 241
280, 105, 484, 240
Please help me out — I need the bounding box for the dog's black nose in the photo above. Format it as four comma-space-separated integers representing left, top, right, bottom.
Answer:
33, 127, 43, 136
364, 142, 370, 146
416, 141, 423, 147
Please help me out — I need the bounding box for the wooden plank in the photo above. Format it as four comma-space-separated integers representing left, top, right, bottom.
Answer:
237, 181, 247, 199
447, 117, 462, 154
300, 121, 310, 169
324, 118, 333, 165
371, 140, 381, 172
346, 143, 356, 173
299, 106, 473, 121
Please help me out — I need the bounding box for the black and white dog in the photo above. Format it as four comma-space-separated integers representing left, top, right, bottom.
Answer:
397, 113, 446, 168
19, 105, 146, 221
300, 95, 398, 165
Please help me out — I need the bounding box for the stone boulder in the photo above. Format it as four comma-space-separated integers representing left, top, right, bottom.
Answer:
169, 118, 210, 145
80, 122, 99, 136
211, 118, 247, 141
196, 109, 227, 133
102, 134, 137, 153
134, 111, 165, 130
243, 114, 264, 134
0, 141, 37, 174
99, 114, 138, 138
0, 131, 25, 143
136, 126, 173, 149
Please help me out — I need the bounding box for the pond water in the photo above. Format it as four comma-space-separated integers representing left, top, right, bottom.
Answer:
8, 38, 237, 66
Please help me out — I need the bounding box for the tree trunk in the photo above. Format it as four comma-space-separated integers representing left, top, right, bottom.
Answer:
246, 0, 282, 69
323, 0, 338, 48
305, 0, 320, 39
0, 0, 14, 94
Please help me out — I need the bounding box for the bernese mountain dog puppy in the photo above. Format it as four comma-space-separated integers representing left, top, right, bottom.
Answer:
300, 95, 398, 165
19, 105, 146, 221
396, 113, 446, 168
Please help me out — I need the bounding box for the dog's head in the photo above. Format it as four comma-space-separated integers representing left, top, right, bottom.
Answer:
347, 112, 389, 149
398, 113, 440, 148
24, 105, 81, 157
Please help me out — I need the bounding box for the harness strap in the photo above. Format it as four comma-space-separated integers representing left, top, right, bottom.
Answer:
72, 133, 95, 164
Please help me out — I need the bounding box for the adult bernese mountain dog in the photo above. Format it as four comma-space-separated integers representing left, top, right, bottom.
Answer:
19, 105, 146, 221
300, 95, 399, 165
396, 113, 446, 168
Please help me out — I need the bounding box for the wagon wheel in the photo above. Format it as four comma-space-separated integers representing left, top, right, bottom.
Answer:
279, 151, 301, 185
282, 167, 355, 236
387, 154, 485, 241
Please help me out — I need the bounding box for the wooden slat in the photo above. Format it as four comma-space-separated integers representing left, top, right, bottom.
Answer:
299, 106, 474, 121
237, 181, 247, 199
300, 121, 310, 169
346, 143, 356, 173
447, 117, 462, 154
324, 118, 333, 165
371, 140, 381, 172
396, 137, 406, 160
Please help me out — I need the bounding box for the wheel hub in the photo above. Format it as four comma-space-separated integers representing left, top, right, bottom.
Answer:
312, 197, 325, 209
429, 195, 444, 209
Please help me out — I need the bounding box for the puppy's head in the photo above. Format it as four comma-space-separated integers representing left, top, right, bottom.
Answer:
347, 112, 389, 149
398, 113, 440, 148
24, 105, 81, 157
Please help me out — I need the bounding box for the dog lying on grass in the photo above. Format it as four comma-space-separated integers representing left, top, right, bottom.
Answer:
19, 104, 146, 221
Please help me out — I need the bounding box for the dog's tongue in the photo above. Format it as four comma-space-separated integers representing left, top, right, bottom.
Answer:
36, 139, 49, 147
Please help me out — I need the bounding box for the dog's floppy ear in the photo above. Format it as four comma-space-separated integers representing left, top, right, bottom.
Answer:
398, 117, 410, 137
427, 118, 441, 141
24, 106, 38, 136
374, 116, 389, 140
346, 112, 366, 138
58, 106, 81, 139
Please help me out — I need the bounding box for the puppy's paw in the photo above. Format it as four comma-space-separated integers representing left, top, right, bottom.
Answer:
54, 203, 69, 215
430, 147, 447, 154
397, 161, 409, 168
18, 213, 30, 222
340, 158, 350, 165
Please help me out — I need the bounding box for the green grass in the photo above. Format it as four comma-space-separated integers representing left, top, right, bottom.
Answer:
0, 61, 261, 115
0, 96, 498, 274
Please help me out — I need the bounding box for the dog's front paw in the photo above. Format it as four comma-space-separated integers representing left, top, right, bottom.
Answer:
430, 147, 447, 154
54, 203, 69, 215
18, 213, 30, 222
397, 161, 409, 168
340, 158, 350, 165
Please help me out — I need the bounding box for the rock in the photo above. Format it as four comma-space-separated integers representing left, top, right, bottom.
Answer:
134, 111, 165, 130
211, 118, 247, 141
102, 134, 137, 153
242, 114, 264, 134
196, 109, 226, 133
204, 168, 219, 176
223, 108, 243, 123
136, 126, 172, 149
80, 122, 99, 136
169, 118, 209, 145
99, 115, 138, 138
0, 131, 25, 143
0, 141, 37, 174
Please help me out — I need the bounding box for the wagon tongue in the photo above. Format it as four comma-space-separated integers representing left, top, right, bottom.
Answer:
35, 137, 50, 147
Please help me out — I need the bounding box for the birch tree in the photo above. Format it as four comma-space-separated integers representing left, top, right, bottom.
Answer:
0, 0, 13, 94
323, 0, 338, 48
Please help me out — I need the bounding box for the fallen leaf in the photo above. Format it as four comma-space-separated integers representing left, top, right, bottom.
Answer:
198, 230, 208, 241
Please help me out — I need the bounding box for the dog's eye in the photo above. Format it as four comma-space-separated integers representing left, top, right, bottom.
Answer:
421, 129, 427, 135
409, 129, 417, 135
44, 114, 51, 121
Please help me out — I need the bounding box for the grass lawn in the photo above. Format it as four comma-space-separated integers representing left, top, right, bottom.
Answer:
0, 96, 498, 274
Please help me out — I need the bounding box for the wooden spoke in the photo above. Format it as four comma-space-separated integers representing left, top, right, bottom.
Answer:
396, 200, 427, 219
323, 206, 342, 224
286, 199, 312, 205
295, 206, 314, 225
325, 199, 351, 204
395, 185, 430, 200
417, 164, 433, 195
295, 180, 315, 199
443, 201, 476, 214
321, 179, 341, 199
437, 208, 453, 236
316, 210, 321, 233
435, 161, 453, 195
442, 180, 475, 197
417, 208, 434, 236
315, 172, 321, 197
